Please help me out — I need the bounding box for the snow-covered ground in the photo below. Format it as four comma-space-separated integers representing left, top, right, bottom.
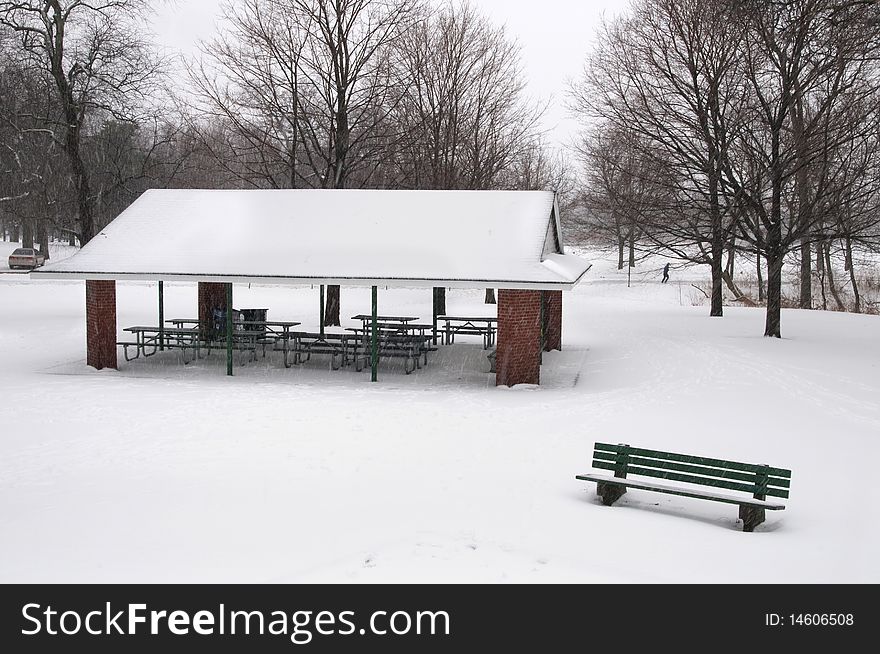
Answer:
1, 240, 878, 583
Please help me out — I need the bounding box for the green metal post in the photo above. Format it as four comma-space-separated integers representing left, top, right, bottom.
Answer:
371, 285, 378, 382
432, 288, 438, 346
226, 283, 233, 376
320, 284, 325, 336
158, 280, 164, 351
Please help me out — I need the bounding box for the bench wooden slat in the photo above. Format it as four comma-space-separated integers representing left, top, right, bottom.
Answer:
592, 451, 791, 489
594, 442, 791, 477
591, 460, 790, 498
575, 474, 786, 510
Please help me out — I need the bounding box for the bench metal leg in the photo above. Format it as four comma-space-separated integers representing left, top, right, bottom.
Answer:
739, 505, 765, 532
596, 482, 627, 506
122, 344, 140, 362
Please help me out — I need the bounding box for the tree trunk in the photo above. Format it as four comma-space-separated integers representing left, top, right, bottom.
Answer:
709, 173, 723, 317
484, 289, 496, 304
68, 230, 77, 246
824, 243, 845, 311
722, 270, 755, 306
799, 239, 811, 309
765, 129, 784, 338
324, 285, 341, 326
847, 240, 860, 314
756, 252, 764, 302
725, 235, 735, 279
844, 235, 853, 272
764, 253, 783, 338
21, 220, 34, 249
36, 220, 49, 260
793, 84, 812, 311
710, 240, 724, 317
617, 237, 625, 270
628, 234, 635, 267
432, 287, 446, 316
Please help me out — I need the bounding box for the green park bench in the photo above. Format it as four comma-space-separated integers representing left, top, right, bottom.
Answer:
576, 442, 791, 532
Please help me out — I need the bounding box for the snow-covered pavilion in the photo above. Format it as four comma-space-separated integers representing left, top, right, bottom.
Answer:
31, 189, 591, 385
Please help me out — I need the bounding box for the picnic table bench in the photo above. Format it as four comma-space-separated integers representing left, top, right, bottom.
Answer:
346, 328, 434, 374
119, 326, 201, 363
167, 318, 301, 362
437, 315, 497, 349
284, 332, 351, 369
576, 442, 791, 532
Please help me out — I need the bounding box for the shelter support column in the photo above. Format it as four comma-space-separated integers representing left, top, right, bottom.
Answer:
542, 290, 562, 352
496, 289, 541, 386
226, 283, 233, 376
86, 280, 117, 370
371, 285, 378, 382
319, 285, 325, 337
198, 282, 229, 341
158, 281, 164, 351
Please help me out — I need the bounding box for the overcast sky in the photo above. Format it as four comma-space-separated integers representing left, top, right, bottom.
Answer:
151, 0, 628, 151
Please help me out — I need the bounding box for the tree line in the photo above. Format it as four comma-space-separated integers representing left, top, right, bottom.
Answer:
0, 0, 566, 324
569, 0, 880, 336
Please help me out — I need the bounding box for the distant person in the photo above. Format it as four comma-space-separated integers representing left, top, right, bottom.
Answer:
661, 263, 670, 283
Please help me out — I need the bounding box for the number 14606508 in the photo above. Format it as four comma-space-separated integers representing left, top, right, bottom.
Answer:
765, 613, 854, 627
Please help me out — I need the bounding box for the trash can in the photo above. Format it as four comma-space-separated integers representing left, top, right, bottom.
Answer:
239, 308, 268, 335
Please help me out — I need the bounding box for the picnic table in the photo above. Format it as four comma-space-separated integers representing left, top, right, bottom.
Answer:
166, 318, 301, 361
119, 326, 201, 363
437, 315, 497, 348
345, 326, 436, 373
350, 314, 419, 332
367, 321, 435, 337
204, 328, 277, 364
166, 317, 301, 338
285, 331, 352, 369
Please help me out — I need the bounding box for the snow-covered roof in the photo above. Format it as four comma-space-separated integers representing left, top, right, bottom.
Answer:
32, 189, 591, 289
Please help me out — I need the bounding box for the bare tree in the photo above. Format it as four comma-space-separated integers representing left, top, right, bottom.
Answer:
575, 124, 671, 271
188, 0, 310, 190
571, 0, 749, 316
724, 0, 879, 336
390, 0, 544, 306
289, 0, 419, 325
0, 0, 164, 245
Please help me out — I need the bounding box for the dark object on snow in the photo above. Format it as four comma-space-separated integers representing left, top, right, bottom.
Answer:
661, 263, 670, 283
8, 247, 46, 270
239, 308, 269, 336
210, 307, 243, 340
575, 442, 791, 532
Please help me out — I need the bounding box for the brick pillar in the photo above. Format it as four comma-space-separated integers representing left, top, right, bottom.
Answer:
496, 289, 542, 386
86, 280, 117, 370
198, 282, 229, 340
543, 290, 562, 351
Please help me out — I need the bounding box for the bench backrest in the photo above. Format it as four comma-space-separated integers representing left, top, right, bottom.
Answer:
592, 442, 791, 500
